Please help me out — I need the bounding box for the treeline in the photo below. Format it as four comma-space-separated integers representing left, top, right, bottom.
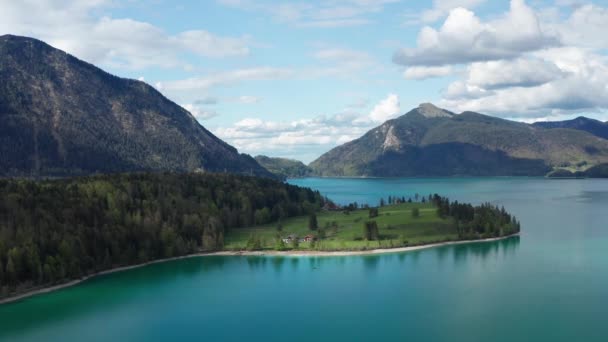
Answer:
0, 173, 324, 296
360, 193, 520, 241
429, 194, 520, 239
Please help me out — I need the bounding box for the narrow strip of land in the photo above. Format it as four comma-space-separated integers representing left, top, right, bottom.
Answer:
0, 233, 518, 306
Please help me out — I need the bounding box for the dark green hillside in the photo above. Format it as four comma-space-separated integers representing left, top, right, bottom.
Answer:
584, 163, 608, 178
254, 155, 313, 179
0, 173, 324, 297
0, 35, 272, 178
310, 104, 608, 177
534, 117, 608, 140
367, 144, 549, 176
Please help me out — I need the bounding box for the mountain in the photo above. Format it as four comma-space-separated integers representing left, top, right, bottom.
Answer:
310, 103, 608, 177
0, 35, 273, 178
254, 155, 313, 179
533, 117, 608, 140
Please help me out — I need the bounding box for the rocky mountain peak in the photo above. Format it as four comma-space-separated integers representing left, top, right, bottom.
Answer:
417, 103, 453, 118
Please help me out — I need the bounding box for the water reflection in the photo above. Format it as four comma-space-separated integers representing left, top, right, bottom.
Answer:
240, 237, 521, 275
452, 236, 520, 265
272, 257, 286, 273
362, 255, 381, 271
245, 256, 267, 269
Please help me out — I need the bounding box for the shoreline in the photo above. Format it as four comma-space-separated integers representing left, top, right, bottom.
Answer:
0, 233, 519, 306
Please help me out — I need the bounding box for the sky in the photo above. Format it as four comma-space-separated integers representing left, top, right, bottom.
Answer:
2, 0, 608, 163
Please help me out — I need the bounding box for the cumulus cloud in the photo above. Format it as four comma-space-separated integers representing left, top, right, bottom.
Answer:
404, 66, 453, 80
215, 114, 370, 162
213, 93, 406, 162
394, 0, 559, 67
465, 58, 565, 89
395, 0, 608, 119
440, 48, 608, 117
405, 0, 486, 24
0, 0, 251, 69
369, 94, 401, 122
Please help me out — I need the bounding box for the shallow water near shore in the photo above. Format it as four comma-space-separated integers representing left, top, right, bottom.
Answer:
1, 177, 608, 341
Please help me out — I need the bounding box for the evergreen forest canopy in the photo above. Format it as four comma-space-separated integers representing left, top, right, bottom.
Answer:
0, 173, 324, 297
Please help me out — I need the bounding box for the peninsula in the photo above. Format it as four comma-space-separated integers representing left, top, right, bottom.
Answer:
0, 173, 520, 303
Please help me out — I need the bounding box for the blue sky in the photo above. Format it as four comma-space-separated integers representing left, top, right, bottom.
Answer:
2, 0, 608, 162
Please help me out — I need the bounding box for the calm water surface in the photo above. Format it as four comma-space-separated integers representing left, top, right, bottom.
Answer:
1, 177, 607, 341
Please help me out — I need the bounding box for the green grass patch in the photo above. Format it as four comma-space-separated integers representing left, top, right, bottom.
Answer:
224, 203, 459, 251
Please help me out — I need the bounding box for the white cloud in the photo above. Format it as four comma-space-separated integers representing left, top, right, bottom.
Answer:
182, 104, 220, 120
217, 0, 399, 28
161, 67, 294, 91
406, 0, 486, 24
214, 93, 406, 162
440, 48, 608, 117
215, 113, 371, 162
369, 94, 401, 122
394, 0, 559, 67
0, 0, 251, 70
552, 4, 608, 49
465, 58, 565, 89
391, 0, 608, 120
160, 48, 378, 100
404, 66, 453, 79
313, 48, 372, 62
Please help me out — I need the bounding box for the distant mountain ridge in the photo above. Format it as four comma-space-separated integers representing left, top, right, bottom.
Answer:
310, 104, 608, 177
533, 117, 608, 140
0, 35, 273, 178
254, 155, 313, 179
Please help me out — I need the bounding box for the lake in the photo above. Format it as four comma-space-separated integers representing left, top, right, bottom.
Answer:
1, 177, 607, 341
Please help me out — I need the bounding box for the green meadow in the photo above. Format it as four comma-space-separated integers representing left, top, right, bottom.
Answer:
224, 203, 458, 251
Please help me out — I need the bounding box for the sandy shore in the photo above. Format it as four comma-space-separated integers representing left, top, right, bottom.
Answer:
0, 233, 518, 305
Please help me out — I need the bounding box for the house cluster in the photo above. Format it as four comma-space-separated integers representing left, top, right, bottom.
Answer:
282, 234, 316, 244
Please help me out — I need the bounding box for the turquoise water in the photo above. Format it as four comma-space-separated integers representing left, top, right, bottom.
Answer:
1, 177, 608, 341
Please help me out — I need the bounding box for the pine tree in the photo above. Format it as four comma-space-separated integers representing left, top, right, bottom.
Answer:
6, 255, 16, 284
308, 213, 318, 230
412, 207, 420, 218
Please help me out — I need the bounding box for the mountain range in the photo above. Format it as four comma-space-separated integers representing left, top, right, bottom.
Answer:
2, 35, 608, 180
533, 117, 608, 140
310, 103, 608, 177
0, 35, 273, 178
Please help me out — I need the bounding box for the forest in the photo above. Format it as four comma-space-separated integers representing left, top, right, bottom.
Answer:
0, 173, 324, 297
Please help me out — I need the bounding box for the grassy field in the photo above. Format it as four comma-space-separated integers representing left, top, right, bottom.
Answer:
224, 203, 459, 251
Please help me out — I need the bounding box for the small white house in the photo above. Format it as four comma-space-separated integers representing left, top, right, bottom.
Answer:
282, 234, 298, 244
